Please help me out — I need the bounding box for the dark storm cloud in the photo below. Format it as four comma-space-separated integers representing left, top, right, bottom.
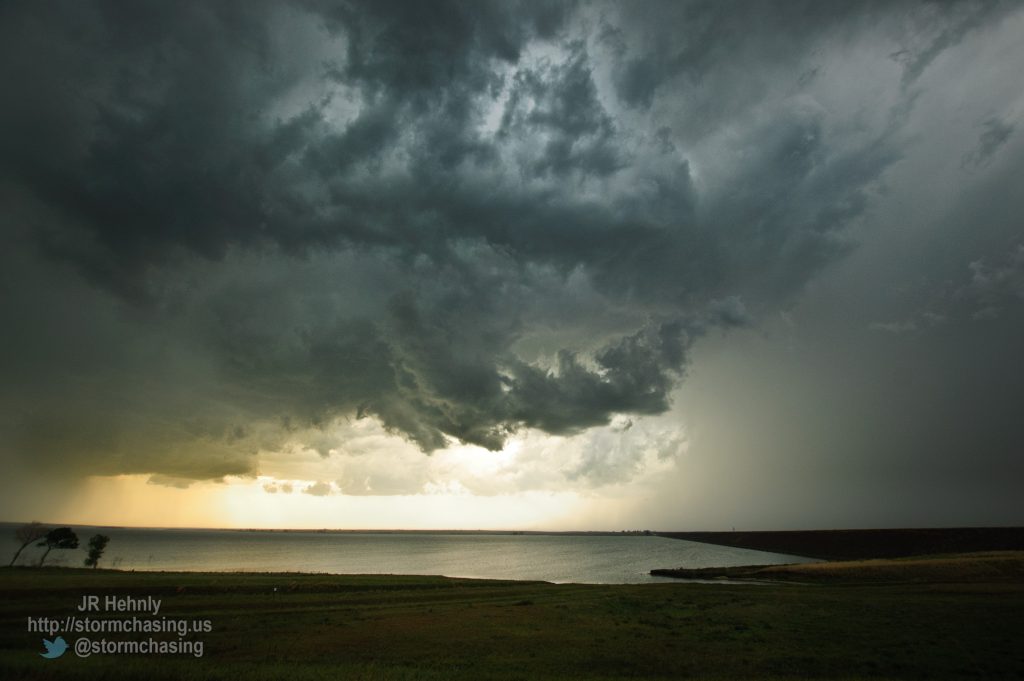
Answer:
0, 0, 1006, 484
961, 116, 1015, 169
963, 245, 1024, 319
605, 2, 859, 111
890, 1, 1010, 90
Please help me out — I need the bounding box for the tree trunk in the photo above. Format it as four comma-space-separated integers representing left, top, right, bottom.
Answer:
8, 542, 29, 567
39, 546, 53, 567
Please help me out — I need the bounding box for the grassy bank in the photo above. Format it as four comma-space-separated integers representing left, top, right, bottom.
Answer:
651, 551, 1024, 584
657, 528, 1024, 561
2, 567, 1023, 680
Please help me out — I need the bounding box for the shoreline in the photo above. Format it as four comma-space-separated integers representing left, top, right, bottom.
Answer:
650, 550, 1024, 584
657, 527, 1024, 560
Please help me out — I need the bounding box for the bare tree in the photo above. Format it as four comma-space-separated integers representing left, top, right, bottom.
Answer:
8, 522, 50, 567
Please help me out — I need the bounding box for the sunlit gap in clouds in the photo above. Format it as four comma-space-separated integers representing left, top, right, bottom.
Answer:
39, 411, 680, 530
53, 474, 599, 531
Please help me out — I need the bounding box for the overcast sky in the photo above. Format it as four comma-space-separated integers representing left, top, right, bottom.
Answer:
1, 0, 1022, 530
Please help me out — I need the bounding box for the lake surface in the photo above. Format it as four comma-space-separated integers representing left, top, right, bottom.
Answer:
3, 526, 813, 584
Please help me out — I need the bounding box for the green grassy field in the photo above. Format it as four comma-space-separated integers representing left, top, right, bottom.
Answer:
2, 567, 1022, 680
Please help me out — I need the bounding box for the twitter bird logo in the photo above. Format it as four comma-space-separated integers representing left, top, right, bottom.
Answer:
40, 636, 68, 659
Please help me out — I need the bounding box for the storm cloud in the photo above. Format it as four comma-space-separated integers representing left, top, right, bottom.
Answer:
1, 0, 1021, 515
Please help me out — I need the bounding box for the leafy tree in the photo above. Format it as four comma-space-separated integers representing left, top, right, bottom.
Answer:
8, 522, 50, 567
37, 527, 79, 566
83, 534, 111, 569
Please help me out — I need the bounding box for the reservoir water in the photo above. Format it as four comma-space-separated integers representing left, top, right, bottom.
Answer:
3, 526, 813, 584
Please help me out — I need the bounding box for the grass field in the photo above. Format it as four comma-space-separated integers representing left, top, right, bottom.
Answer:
2, 565, 1023, 680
